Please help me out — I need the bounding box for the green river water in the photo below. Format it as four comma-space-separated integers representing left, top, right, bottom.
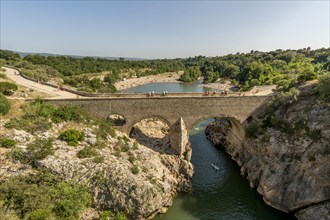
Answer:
123, 83, 294, 220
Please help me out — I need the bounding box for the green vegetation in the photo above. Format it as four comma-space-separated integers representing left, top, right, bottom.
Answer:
179, 66, 201, 82
4, 99, 54, 133
59, 129, 84, 146
316, 73, 330, 103
0, 93, 10, 115
0, 172, 92, 219
1, 48, 329, 93
128, 152, 136, 164
0, 82, 18, 95
93, 156, 105, 163
99, 210, 127, 220
64, 75, 117, 93
7, 138, 54, 164
0, 50, 21, 61
131, 164, 140, 175
4, 100, 83, 133
96, 120, 116, 139
245, 122, 261, 138
306, 128, 322, 141
52, 104, 82, 123
77, 146, 98, 158
0, 73, 6, 78
0, 138, 16, 148
245, 78, 325, 141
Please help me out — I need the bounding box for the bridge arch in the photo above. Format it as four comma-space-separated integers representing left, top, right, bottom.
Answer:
128, 115, 172, 137
188, 113, 241, 131
189, 115, 246, 143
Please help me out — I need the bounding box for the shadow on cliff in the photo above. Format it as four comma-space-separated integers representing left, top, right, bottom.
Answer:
130, 127, 176, 155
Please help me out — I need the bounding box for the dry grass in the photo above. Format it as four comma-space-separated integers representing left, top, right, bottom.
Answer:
1, 99, 25, 120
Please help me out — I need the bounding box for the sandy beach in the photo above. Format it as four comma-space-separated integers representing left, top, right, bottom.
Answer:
115, 72, 182, 91
200, 81, 234, 92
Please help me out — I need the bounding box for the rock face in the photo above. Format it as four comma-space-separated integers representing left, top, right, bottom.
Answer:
0, 119, 194, 219
38, 137, 193, 219
205, 95, 330, 219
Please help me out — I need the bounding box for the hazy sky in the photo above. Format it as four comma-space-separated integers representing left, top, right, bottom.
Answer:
1, 0, 329, 59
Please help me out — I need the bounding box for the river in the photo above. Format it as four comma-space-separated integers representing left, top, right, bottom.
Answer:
121, 82, 214, 93
123, 83, 293, 220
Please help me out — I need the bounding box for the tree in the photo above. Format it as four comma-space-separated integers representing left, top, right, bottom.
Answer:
223, 64, 240, 78
203, 71, 218, 83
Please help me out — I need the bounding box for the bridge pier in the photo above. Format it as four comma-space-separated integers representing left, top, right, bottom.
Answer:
169, 117, 192, 161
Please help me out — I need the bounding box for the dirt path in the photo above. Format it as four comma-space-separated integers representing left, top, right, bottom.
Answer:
3, 67, 81, 99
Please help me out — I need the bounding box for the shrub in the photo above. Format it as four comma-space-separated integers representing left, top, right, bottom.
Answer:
7, 147, 24, 161
128, 153, 136, 164
121, 135, 130, 142
93, 156, 104, 163
52, 182, 92, 219
308, 155, 316, 162
0, 73, 6, 78
114, 212, 127, 220
271, 87, 300, 111
245, 122, 261, 138
0, 82, 18, 94
27, 209, 52, 220
0, 173, 92, 219
133, 141, 139, 150
7, 138, 54, 164
0, 93, 10, 115
4, 100, 54, 132
100, 210, 127, 220
120, 144, 129, 152
25, 138, 54, 163
59, 129, 84, 146
52, 105, 82, 123
23, 99, 55, 119
307, 128, 322, 141
77, 146, 97, 158
100, 210, 114, 220
317, 73, 330, 102
97, 120, 115, 139
131, 164, 139, 175
4, 117, 52, 133
0, 138, 16, 148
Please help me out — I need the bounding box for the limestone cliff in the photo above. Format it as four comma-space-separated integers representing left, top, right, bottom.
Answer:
0, 120, 194, 219
205, 92, 330, 219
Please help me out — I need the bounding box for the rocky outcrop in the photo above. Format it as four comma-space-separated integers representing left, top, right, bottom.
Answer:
0, 119, 194, 219
205, 94, 330, 219
295, 201, 330, 220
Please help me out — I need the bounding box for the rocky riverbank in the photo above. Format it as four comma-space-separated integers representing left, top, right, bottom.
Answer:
0, 117, 193, 219
205, 92, 330, 219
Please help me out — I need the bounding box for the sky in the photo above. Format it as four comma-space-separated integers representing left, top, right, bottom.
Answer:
0, 0, 329, 59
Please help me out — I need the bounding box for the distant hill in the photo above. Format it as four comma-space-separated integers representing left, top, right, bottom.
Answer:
14, 51, 146, 61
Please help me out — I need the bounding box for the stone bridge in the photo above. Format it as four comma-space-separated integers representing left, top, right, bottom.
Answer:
47, 95, 271, 134
47, 95, 271, 158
